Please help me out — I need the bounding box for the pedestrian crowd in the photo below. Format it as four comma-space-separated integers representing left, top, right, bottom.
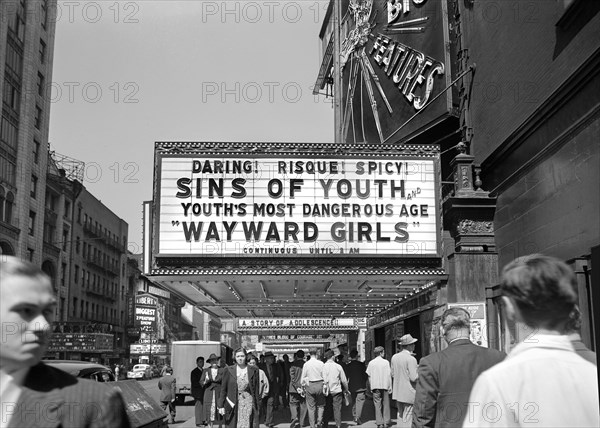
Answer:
1, 254, 598, 428
180, 255, 599, 428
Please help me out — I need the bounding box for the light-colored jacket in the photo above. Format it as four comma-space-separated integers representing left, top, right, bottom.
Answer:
158, 374, 177, 402
464, 335, 599, 428
391, 349, 418, 403
322, 360, 348, 395
366, 356, 392, 390
258, 367, 270, 398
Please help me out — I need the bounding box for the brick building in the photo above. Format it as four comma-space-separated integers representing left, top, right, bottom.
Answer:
1, 0, 63, 306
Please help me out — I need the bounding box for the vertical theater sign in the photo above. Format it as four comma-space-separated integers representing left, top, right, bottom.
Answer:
340, 0, 453, 144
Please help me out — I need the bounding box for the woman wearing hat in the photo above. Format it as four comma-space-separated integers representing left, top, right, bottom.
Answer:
201, 353, 224, 427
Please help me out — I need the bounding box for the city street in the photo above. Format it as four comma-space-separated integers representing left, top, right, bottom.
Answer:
139, 378, 387, 427
0, 0, 597, 427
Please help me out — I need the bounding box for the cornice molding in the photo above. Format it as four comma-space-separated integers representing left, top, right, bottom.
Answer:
155, 141, 440, 158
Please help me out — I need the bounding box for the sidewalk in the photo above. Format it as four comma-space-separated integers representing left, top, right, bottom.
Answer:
173, 396, 399, 428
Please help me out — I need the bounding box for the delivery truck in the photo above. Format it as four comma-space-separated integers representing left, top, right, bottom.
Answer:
170, 340, 233, 404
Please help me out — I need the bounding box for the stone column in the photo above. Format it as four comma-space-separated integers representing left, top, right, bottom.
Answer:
442, 144, 498, 303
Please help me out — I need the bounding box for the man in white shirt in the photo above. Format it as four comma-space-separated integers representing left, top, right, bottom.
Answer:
464, 254, 599, 428
0, 256, 130, 428
301, 349, 325, 428
322, 349, 348, 428
366, 346, 392, 428
390, 334, 418, 428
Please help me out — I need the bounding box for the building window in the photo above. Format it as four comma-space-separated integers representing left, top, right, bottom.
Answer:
73, 297, 78, 317
28, 211, 36, 235
30, 175, 38, 198
39, 39, 46, 63
64, 200, 71, 218
4, 192, 14, 223
74, 265, 79, 283
0, 156, 16, 189
61, 263, 66, 286
34, 105, 42, 129
12, 1, 26, 42
40, 0, 48, 29
76, 236, 80, 253
0, 188, 4, 221
62, 229, 68, 251
43, 223, 55, 243
36, 72, 45, 97
47, 193, 57, 211
77, 205, 82, 223
3, 78, 20, 113
27, 248, 34, 261
33, 140, 40, 163
1, 113, 19, 151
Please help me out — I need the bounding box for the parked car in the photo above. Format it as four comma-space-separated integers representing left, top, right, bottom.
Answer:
42, 360, 115, 382
127, 363, 154, 380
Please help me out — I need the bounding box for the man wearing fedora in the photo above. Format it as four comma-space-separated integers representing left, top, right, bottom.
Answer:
391, 334, 419, 428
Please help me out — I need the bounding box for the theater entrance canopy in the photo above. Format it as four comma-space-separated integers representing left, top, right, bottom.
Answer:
146, 142, 447, 322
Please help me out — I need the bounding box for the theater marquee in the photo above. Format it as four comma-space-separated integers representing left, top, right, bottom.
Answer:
155, 144, 440, 258
238, 318, 358, 331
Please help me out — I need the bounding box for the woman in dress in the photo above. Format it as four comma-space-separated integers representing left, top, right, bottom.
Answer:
201, 353, 224, 427
218, 347, 260, 428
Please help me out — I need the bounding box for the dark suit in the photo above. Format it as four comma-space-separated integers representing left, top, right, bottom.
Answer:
289, 359, 308, 427
201, 367, 224, 422
157, 374, 177, 422
258, 362, 281, 426
7, 362, 130, 428
344, 359, 368, 422
412, 339, 505, 428
191, 366, 205, 425
218, 364, 260, 428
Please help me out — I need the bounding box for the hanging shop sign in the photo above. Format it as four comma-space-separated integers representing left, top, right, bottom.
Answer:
238, 318, 358, 331
156, 149, 440, 258
447, 302, 488, 347
47, 333, 113, 352
148, 285, 170, 299
130, 343, 168, 354
368, 285, 438, 328
137, 281, 171, 299
136, 294, 158, 306
134, 294, 157, 332
340, 0, 452, 143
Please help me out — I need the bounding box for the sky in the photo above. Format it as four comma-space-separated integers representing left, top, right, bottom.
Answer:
48, 0, 334, 253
